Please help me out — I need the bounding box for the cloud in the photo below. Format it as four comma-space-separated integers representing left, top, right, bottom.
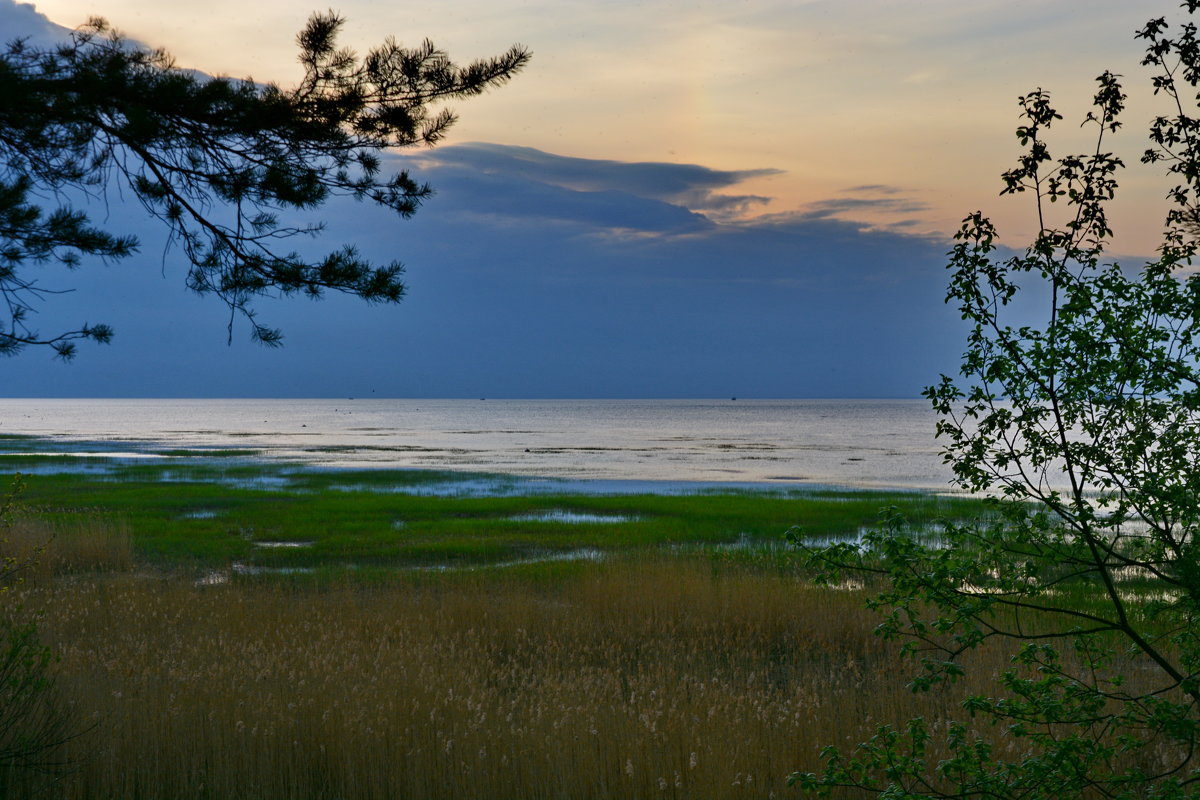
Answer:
786, 185, 937, 234
0, 0, 72, 46
796, 195, 931, 219
413, 143, 780, 219
404, 148, 937, 243
408, 159, 716, 235
844, 184, 906, 195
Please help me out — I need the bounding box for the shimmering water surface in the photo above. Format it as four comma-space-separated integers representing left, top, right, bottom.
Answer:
0, 398, 954, 491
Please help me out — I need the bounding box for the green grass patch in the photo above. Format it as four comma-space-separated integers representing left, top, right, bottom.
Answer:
3, 456, 987, 574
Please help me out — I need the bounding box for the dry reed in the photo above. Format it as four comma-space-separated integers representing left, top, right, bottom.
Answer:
2, 514, 133, 581
9, 556, 1005, 800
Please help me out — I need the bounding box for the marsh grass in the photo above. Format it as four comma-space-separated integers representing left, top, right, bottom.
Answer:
19, 555, 998, 800
15, 462, 984, 572
0, 461, 1005, 798
1, 514, 133, 580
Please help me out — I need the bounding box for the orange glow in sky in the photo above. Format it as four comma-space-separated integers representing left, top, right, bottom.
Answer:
21, 0, 1192, 255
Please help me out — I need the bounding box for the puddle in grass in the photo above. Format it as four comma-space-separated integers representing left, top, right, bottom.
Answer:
0, 450, 166, 460
509, 510, 639, 524
415, 548, 607, 572
164, 473, 295, 491
0, 461, 117, 476
197, 562, 317, 585
793, 522, 949, 551
0, 451, 173, 477
694, 522, 949, 559
196, 548, 606, 585
707, 533, 790, 553
181, 510, 220, 520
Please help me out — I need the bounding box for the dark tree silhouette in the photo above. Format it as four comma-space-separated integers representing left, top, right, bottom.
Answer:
0, 12, 529, 358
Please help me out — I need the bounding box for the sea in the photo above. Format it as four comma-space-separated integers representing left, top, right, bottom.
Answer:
0, 398, 956, 493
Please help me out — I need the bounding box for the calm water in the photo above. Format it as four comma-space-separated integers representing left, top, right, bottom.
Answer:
0, 398, 955, 491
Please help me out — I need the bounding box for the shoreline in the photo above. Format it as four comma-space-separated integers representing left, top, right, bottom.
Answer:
0, 432, 948, 496
0, 397, 951, 489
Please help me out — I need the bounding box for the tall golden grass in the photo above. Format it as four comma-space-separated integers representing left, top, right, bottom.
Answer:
3, 514, 133, 580
6, 552, 1014, 800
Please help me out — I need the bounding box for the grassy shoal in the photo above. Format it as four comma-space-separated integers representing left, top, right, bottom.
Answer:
1, 454, 980, 574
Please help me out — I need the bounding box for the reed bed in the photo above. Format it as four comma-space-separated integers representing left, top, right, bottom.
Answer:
0, 474, 1006, 798
10, 557, 1005, 800
3, 514, 133, 580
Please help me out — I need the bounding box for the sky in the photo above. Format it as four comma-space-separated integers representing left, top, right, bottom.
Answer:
0, 0, 1191, 397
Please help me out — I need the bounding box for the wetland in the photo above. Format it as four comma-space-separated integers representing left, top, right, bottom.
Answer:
1, 426, 987, 799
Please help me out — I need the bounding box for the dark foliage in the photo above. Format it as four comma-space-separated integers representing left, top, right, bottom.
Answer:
794, 4, 1200, 799
0, 476, 74, 794
0, 13, 529, 357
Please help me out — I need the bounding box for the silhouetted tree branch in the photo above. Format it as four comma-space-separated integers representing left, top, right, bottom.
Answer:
0, 12, 529, 358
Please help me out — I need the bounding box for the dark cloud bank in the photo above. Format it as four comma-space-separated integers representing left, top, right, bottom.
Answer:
0, 0, 969, 398
3, 143, 968, 398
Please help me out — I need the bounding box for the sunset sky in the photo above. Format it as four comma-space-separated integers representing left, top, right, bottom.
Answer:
2, 0, 1194, 397
23, 0, 1181, 248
